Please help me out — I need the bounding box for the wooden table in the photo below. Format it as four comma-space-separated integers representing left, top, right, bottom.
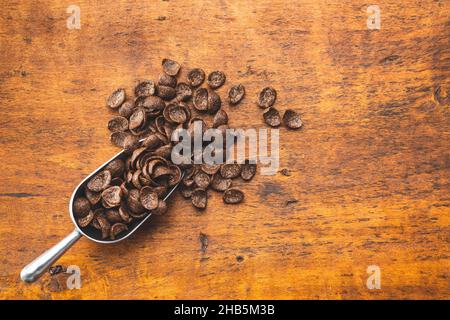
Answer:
0, 0, 448, 299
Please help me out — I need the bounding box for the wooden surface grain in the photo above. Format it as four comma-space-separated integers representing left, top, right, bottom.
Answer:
0, 0, 449, 299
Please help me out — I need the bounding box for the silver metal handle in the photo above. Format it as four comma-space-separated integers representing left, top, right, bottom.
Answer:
20, 229, 82, 283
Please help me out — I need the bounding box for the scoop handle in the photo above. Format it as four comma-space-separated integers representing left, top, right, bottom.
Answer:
20, 229, 82, 283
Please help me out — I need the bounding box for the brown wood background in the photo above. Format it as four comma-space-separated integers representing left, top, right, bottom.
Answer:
0, 0, 449, 299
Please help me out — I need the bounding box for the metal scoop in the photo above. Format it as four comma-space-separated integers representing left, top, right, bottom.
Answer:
20, 148, 182, 283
